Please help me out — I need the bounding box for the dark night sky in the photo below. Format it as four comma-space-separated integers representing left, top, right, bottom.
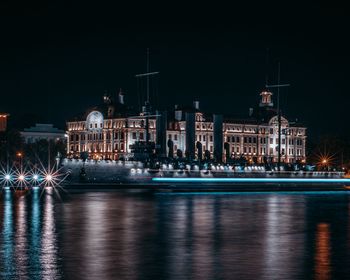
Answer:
0, 2, 349, 140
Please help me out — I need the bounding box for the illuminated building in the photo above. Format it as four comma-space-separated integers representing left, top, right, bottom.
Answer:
67, 89, 306, 163
0, 113, 9, 132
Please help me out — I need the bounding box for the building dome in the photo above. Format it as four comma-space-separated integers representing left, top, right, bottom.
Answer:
86, 111, 104, 130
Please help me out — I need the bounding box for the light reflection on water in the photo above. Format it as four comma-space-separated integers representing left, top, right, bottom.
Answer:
0, 190, 349, 279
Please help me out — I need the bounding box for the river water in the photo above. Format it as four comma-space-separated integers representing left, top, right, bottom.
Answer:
0, 188, 349, 280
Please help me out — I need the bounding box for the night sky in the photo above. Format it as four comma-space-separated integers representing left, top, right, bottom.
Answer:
0, 2, 349, 141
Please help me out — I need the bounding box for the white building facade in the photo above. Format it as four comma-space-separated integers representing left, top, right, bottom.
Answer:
66, 90, 306, 163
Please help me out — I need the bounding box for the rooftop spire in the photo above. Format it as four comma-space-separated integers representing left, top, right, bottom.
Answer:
259, 89, 273, 107
118, 88, 125, 104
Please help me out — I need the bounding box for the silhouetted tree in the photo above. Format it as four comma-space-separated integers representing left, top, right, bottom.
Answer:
0, 129, 23, 164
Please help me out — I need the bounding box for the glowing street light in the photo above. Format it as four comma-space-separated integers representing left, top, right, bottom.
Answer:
46, 174, 52, 182
33, 174, 39, 181
4, 174, 11, 181
18, 174, 25, 181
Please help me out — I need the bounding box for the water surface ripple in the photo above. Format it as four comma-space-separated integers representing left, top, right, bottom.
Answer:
1, 189, 349, 280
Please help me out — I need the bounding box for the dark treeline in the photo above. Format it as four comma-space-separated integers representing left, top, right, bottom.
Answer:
307, 135, 350, 171
0, 129, 66, 168
0, 129, 349, 172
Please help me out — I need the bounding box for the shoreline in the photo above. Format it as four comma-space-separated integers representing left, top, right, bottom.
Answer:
61, 182, 350, 192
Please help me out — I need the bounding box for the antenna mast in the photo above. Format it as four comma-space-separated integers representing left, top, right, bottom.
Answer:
146, 48, 150, 103
135, 48, 159, 144
265, 48, 269, 86
266, 62, 290, 172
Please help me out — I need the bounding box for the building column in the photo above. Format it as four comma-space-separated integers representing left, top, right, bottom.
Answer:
67, 132, 70, 156
103, 132, 107, 158
256, 133, 260, 163
294, 136, 297, 163
285, 133, 289, 163
78, 133, 81, 153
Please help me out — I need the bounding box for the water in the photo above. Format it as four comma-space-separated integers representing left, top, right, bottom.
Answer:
1, 189, 350, 280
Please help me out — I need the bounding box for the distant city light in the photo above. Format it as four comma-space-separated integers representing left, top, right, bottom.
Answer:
0, 161, 68, 190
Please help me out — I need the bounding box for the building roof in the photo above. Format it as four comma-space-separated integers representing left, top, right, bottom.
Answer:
23, 123, 65, 133
69, 101, 137, 122
67, 92, 305, 128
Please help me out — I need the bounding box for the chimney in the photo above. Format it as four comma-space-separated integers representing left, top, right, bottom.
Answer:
103, 92, 111, 104
249, 108, 254, 117
193, 101, 200, 110
175, 105, 182, 121
118, 88, 125, 104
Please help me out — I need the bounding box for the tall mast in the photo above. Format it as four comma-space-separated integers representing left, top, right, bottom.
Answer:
265, 48, 270, 86
277, 62, 281, 172
266, 62, 290, 172
146, 48, 150, 103
135, 48, 159, 144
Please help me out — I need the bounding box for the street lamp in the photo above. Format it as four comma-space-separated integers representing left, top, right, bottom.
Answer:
16, 151, 23, 171
321, 158, 329, 171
